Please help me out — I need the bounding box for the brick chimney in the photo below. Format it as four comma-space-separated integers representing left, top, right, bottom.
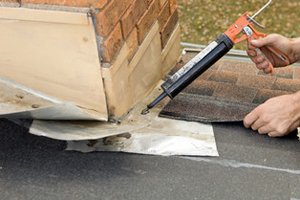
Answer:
0, 0, 181, 120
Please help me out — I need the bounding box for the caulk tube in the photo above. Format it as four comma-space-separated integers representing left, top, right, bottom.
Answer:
143, 33, 234, 113
162, 33, 234, 98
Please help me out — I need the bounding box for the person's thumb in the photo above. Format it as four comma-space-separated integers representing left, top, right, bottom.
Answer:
250, 34, 277, 48
250, 38, 267, 48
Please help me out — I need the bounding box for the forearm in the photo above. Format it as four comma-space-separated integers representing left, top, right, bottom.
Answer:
291, 90, 300, 106
244, 91, 300, 137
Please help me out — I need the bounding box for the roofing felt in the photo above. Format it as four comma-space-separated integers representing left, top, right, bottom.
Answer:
159, 54, 300, 122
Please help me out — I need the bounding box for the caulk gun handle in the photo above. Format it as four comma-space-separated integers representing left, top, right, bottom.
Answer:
247, 38, 290, 75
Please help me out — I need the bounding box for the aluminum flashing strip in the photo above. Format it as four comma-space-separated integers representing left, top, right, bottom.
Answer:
30, 83, 218, 156
0, 77, 105, 120
66, 119, 217, 156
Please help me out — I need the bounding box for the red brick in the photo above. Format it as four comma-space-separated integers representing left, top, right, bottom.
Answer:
169, 0, 177, 14
121, 0, 148, 39
101, 22, 124, 62
157, 0, 170, 31
126, 27, 138, 61
160, 8, 178, 48
136, 0, 160, 44
21, 0, 108, 9
95, 0, 133, 37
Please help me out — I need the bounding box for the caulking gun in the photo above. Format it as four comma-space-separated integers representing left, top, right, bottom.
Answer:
141, 0, 290, 115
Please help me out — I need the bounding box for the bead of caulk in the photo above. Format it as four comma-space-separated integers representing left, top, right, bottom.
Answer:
141, 108, 150, 115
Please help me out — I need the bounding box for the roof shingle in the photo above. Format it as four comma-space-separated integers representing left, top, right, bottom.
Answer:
159, 55, 300, 122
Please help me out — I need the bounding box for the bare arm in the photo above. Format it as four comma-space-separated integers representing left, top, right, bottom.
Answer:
243, 91, 300, 137
244, 34, 300, 137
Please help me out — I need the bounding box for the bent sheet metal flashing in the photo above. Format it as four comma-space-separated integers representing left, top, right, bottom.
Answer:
29, 83, 218, 157
0, 70, 218, 156
0, 77, 104, 120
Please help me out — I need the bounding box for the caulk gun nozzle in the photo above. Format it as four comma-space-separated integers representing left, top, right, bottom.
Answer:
141, 92, 168, 115
141, 108, 150, 115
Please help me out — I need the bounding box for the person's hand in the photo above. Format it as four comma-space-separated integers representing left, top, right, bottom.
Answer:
247, 34, 299, 74
243, 92, 300, 137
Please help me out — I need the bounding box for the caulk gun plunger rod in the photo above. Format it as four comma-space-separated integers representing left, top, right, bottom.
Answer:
249, 0, 272, 20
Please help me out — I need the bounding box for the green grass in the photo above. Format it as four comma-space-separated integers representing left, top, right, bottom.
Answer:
178, 0, 300, 50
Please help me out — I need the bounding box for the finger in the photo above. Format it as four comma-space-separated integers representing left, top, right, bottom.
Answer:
243, 111, 259, 128
250, 35, 276, 48
267, 126, 291, 137
248, 55, 258, 64
257, 60, 270, 70
254, 55, 265, 64
257, 126, 272, 135
250, 119, 268, 132
247, 49, 257, 57
268, 131, 283, 137
268, 124, 296, 137
263, 67, 272, 74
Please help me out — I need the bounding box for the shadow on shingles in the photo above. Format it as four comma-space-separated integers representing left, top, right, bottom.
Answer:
159, 94, 257, 123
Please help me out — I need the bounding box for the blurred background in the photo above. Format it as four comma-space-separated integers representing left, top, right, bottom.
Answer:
178, 0, 300, 50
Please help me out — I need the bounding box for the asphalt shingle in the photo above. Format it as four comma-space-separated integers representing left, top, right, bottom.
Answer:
208, 70, 239, 84
160, 54, 300, 122
236, 74, 276, 89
